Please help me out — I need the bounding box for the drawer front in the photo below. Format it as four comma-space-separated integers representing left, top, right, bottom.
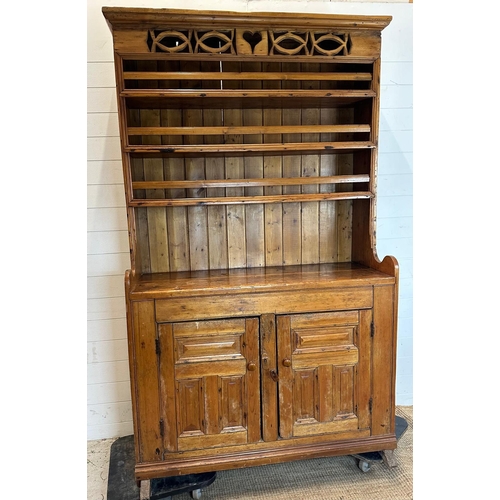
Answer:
155, 287, 373, 322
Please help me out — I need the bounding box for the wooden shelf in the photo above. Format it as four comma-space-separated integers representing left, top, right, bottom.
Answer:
120, 52, 380, 64
123, 89, 375, 109
127, 124, 371, 137
132, 174, 370, 190
123, 71, 373, 82
129, 191, 373, 207
126, 141, 375, 155
128, 263, 396, 300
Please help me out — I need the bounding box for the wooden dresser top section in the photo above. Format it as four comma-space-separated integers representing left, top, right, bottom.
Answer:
128, 263, 395, 300
102, 7, 392, 60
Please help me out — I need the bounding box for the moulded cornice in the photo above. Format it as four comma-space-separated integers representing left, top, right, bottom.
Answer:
102, 7, 392, 32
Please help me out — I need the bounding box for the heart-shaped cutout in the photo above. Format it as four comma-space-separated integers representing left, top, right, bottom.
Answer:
243, 31, 263, 52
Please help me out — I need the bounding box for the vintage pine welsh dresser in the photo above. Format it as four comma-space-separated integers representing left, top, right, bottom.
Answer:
102, 6, 398, 485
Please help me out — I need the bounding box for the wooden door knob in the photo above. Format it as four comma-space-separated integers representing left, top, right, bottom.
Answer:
282, 358, 292, 367
247, 362, 257, 371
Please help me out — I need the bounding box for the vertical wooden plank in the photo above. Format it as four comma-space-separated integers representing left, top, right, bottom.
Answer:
139, 60, 169, 273
351, 61, 376, 266
221, 377, 244, 429
242, 61, 265, 268
318, 364, 334, 423
351, 197, 372, 266
333, 366, 341, 418
336, 108, 354, 262
144, 207, 168, 272
292, 371, 301, 423
225, 178, 246, 268
319, 64, 337, 263
339, 366, 354, 414
319, 174, 337, 264
372, 285, 396, 435
165, 166, 190, 270
357, 309, 372, 430
260, 313, 278, 441
336, 191, 353, 262
128, 102, 151, 275
204, 375, 221, 435
370, 58, 382, 250
263, 62, 283, 266
202, 61, 228, 270
223, 61, 247, 269
301, 62, 320, 264
245, 317, 261, 443
129, 100, 151, 274
277, 315, 293, 438
158, 323, 178, 452
133, 208, 151, 274
125, 273, 141, 461
281, 62, 302, 265
160, 60, 190, 272
182, 60, 208, 271
116, 57, 142, 276
132, 301, 162, 462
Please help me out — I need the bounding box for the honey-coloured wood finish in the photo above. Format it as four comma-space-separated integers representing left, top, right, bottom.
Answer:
103, 7, 398, 484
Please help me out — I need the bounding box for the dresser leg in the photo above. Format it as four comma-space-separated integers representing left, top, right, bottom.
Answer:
139, 479, 151, 500
381, 449, 398, 468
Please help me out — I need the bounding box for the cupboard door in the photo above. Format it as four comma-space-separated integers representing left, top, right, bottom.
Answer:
158, 317, 260, 453
277, 310, 372, 439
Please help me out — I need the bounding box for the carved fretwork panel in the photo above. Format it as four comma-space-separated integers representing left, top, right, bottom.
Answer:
147, 29, 193, 53
311, 32, 351, 56
194, 30, 236, 54
147, 28, 352, 57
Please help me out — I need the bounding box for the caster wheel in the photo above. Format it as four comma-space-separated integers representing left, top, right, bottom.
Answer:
357, 459, 371, 473
190, 489, 202, 499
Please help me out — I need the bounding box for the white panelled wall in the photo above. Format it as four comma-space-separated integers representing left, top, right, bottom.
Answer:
87, 0, 413, 440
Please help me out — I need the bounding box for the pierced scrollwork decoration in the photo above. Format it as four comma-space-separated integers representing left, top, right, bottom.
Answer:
146, 28, 352, 57
194, 30, 235, 54
310, 32, 351, 56
147, 29, 193, 53
270, 31, 310, 56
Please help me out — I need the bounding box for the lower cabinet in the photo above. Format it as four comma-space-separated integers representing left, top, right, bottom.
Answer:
128, 284, 396, 480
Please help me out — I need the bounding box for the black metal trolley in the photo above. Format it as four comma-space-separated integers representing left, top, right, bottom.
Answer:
106, 435, 216, 500
107, 416, 408, 499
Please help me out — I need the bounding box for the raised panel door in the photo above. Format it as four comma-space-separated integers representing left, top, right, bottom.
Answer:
277, 309, 372, 439
158, 317, 260, 453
